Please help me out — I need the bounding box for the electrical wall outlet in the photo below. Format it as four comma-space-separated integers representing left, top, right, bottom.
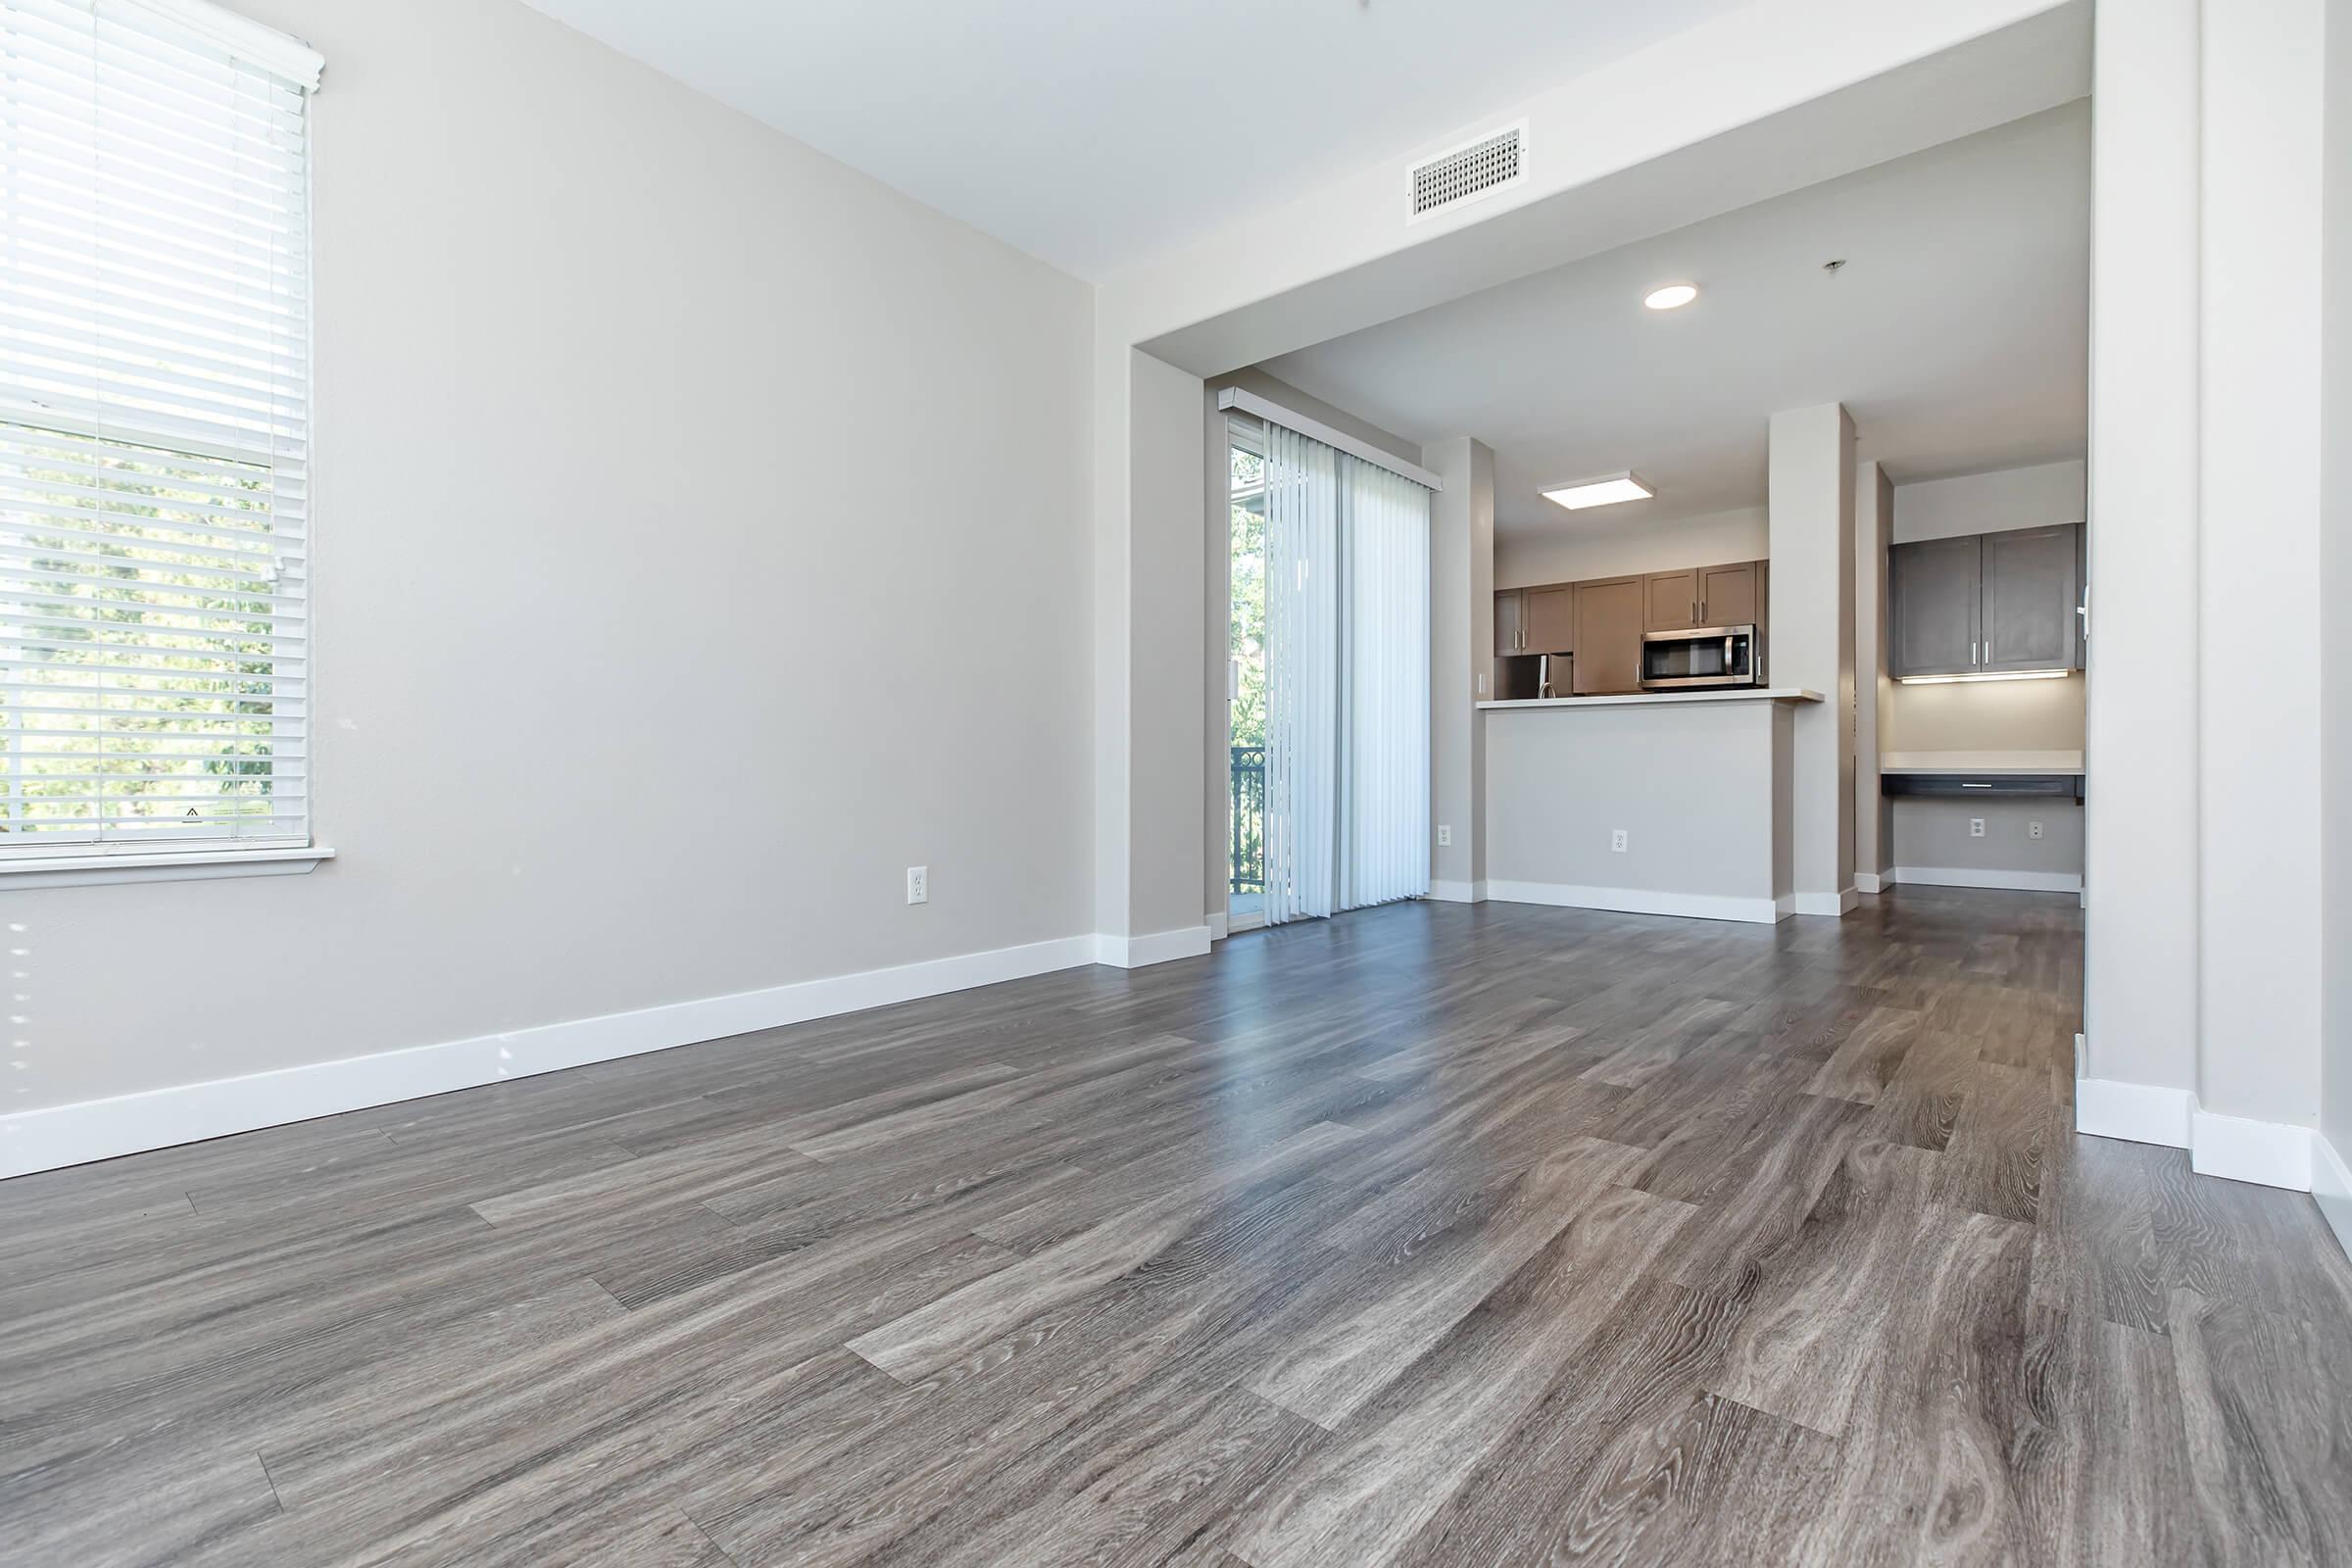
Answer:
1969, 818, 1985, 839
1610, 828, 1629, 854
906, 865, 928, 905
2029, 819, 2044, 840
1437, 824, 1452, 847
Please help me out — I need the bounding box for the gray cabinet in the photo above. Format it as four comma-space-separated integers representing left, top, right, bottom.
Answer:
1890, 535, 1983, 676
1889, 523, 2082, 678
1981, 525, 2080, 671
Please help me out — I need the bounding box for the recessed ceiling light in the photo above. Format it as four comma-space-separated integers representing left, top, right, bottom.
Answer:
1543, 472, 1653, 511
1643, 283, 1697, 310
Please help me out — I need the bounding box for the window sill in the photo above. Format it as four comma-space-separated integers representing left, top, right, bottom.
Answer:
0, 846, 336, 891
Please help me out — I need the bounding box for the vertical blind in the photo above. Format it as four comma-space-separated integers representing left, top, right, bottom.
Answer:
1262, 422, 1338, 924
1339, 460, 1432, 911
1260, 421, 1432, 924
0, 0, 319, 857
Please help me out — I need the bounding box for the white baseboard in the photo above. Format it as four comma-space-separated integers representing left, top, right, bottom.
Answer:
2314, 1134, 2352, 1261
1426, 879, 1488, 904
2191, 1108, 2314, 1191
1890, 865, 2083, 894
1788, 888, 1857, 918
2075, 1074, 2324, 1195
0, 930, 1123, 1180
1483, 879, 1782, 925
2075, 1076, 2194, 1148
1206, 911, 1229, 941
1854, 872, 1885, 895
1093, 925, 1212, 969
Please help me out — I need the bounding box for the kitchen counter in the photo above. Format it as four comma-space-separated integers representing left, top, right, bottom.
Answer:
1480, 688, 1799, 924
1479, 687, 1822, 711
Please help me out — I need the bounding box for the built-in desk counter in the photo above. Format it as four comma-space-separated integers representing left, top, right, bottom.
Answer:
1879, 750, 2084, 803
1475, 689, 1821, 924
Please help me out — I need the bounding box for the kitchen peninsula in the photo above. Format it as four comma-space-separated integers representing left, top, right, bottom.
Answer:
1476, 688, 1821, 923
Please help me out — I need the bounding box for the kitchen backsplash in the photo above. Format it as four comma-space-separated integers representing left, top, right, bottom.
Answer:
1880, 668, 2085, 753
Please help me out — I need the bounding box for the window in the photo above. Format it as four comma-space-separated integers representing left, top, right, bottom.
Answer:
0, 0, 323, 876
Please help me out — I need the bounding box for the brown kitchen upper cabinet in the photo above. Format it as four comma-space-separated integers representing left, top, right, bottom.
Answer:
1573, 576, 1646, 694
1643, 569, 1699, 632
1524, 584, 1576, 654
1494, 588, 1526, 656
1696, 562, 1759, 627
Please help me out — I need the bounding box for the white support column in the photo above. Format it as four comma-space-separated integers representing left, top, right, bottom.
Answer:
1092, 337, 1213, 964
2196, 0, 2325, 1131
2082, 0, 2202, 1115
1853, 458, 1892, 892
1769, 403, 1856, 915
1426, 437, 1494, 903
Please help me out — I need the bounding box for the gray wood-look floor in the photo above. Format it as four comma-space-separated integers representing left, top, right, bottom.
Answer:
6, 889, 2350, 1567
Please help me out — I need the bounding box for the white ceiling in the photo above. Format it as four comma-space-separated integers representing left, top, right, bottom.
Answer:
516, 0, 1745, 280
1259, 102, 2090, 539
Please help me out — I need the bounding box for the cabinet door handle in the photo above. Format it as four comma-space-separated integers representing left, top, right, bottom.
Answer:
1971, 640, 1978, 664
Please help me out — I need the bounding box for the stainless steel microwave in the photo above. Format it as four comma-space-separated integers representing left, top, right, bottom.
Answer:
1640, 624, 1761, 690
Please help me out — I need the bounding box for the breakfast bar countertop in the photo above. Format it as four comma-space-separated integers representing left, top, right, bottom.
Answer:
1477, 687, 1822, 711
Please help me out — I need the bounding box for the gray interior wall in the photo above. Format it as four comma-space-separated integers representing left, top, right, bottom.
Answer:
1891, 799, 2084, 880
8, 0, 1097, 1114
1494, 507, 1769, 589
1882, 674, 2087, 752
2324, 0, 2352, 1203
1891, 460, 2085, 542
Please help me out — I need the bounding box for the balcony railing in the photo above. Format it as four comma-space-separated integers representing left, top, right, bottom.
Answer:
1230, 744, 1264, 895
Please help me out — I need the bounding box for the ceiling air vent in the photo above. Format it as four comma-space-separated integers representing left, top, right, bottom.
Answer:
1407, 122, 1527, 222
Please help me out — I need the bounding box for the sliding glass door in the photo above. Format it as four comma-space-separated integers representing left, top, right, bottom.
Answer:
1227, 410, 1431, 929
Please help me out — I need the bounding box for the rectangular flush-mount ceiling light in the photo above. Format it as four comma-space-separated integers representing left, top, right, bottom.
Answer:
1543, 471, 1653, 511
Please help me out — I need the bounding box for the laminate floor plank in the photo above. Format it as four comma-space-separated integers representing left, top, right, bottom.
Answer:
1702, 1138, 1950, 1435
8, 888, 2350, 1566
846, 1120, 1363, 1382
1390, 1274, 1833, 1567
1247, 1135, 1647, 1429
1232, 1185, 1695, 1567
2167, 1286, 2352, 1567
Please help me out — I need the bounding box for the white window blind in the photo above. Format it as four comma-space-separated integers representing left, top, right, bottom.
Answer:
0, 0, 320, 859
